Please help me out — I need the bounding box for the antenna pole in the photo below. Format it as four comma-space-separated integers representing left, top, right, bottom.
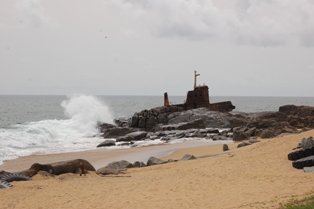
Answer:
194, 70, 200, 89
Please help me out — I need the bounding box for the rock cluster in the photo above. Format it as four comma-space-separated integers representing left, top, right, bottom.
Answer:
288, 137, 314, 171
232, 105, 314, 141
96, 154, 196, 176
97, 105, 314, 148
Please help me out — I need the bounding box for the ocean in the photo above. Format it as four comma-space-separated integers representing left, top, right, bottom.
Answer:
0, 95, 314, 165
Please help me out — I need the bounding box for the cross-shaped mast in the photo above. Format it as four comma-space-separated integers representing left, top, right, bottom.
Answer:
194, 70, 200, 89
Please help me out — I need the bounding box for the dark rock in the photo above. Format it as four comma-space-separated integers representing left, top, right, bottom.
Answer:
98, 123, 116, 132
146, 117, 158, 129
212, 135, 230, 141
175, 132, 186, 139
292, 155, 314, 169
288, 147, 314, 161
133, 161, 146, 168
97, 140, 116, 147
181, 154, 197, 160
223, 144, 229, 151
102, 127, 135, 139
298, 137, 314, 150
176, 119, 206, 130
237, 141, 252, 148
96, 167, 126, 175
260, 129, 277, 139
168, 108, 231, 128
104, 160, 133, 170
147, 157, 167, 166
279, 105, 298, 113
248, 119, 277, 130
245, 127, 257, 137
237, 139, 260, 148
167, 159, 178, 163
160, 136, 172, 142
114, 118, 129, 127
130, 114, 139, 127
206, 128, 220, 134
116, 131, 147, 142
233, 127, 249, 141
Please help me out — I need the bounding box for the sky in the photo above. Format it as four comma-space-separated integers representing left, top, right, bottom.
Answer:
0, 0, 313, 96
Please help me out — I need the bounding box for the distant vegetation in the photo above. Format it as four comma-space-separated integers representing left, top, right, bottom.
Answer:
280, 196, 314, 209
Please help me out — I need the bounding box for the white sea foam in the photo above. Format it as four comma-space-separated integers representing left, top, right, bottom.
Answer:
0, 95, 114, 165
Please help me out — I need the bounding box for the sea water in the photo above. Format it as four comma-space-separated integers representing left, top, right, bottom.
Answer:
0, 95, 314, 164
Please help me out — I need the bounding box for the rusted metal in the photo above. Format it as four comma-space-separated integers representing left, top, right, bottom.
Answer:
164, 92, 170, 107
166, 72, 235, 112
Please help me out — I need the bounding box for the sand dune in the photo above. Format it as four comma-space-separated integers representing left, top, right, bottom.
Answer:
1, 130, 314, 209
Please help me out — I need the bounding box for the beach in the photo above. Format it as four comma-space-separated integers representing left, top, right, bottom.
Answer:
1, 130, 314, 209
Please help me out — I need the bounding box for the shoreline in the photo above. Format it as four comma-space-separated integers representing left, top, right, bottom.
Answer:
0, 139, 232, 172
1, 130, 314, 209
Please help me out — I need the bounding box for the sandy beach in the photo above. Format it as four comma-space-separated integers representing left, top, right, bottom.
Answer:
1, 130, 314, 209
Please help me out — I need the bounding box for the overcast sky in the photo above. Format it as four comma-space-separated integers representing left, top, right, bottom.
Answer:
0, 0, 313, 96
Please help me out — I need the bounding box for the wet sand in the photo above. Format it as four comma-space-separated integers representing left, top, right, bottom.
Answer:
1, 130, 314, 209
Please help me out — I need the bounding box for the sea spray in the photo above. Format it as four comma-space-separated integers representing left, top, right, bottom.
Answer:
0, 95, 113, 165
61, 95, 114, 136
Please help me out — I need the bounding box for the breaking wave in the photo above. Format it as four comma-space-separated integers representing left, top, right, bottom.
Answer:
0, 95, 113, 165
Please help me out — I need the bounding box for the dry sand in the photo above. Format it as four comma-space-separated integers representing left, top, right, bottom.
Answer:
1, 130, 314, 209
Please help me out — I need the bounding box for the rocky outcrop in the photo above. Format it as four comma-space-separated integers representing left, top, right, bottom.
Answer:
97, 105, 314, 149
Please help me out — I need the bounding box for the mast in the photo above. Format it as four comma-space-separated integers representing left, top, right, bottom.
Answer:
194, 70, 200, 89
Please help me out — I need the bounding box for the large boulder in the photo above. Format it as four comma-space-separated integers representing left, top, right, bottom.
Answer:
116, 131, 148, 142
102, 127, 135, 139
288, 147, 314, 161
104, 160, 133, 170
96, 160, 134, 176
147, 157, 167, 166
22, 159, 95, 177
292, 156, 314, 169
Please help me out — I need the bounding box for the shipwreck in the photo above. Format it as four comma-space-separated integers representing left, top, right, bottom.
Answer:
164, 71, 235, 112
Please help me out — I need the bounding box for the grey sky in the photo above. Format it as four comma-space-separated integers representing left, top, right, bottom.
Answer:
0, 0, 313, 96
